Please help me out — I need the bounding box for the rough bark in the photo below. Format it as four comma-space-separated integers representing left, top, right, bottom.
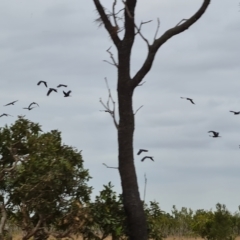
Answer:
93, 1, 211, 239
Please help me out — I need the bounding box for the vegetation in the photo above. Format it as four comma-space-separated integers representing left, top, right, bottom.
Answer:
1, 118, 240, 240
0, 117, 92, 240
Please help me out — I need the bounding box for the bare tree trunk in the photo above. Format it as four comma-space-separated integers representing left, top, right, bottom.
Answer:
117, 88, 147, 239
92, 0, 211, 239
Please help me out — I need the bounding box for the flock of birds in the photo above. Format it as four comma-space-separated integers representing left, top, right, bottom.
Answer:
0, 81, 72, 118
138, 96, 240, 162
137, 149, 154, 162
180, 96, 240, 139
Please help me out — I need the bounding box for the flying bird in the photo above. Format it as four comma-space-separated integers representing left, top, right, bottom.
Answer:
37, 80, 47, 87
4, 100, 18, 106
28, 102, 39, 108
0, 113, 13, 117
23, 106, 36, 111
180, 97, 195, 104
229, 111, 240, 115
57, 84, 67, 88
137, 149, 148, 155
63, 90, 71, 97
141, 156, 154, 162
208, 131, 221, 138
47, 88, 57, 96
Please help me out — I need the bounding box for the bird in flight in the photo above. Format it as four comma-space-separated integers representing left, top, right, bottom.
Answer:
23, 106, 36, 111
28, 102, 39, 108
63, 90, 71, 97
4, 100, 18, 106
57, 84, 67, 88
137, 149, 148, 155
180, 97, 195, 104
208, 131, 221, 138
141, 156, 154, 162
47, 88, 57, 96
37, 80, 47, 87
229, 111, 240, 115
0, 113, 13, 117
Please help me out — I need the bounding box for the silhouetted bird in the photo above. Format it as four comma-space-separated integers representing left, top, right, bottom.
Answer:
180, 97, 195, 104
137, 149, 148, 155
0, 113, 13, 117
63, 90, 71, 97
47, 88, 57, 96
208, 131, 221, 138
28, 102, 39, 108
141, 156, 154, 162
23, 106, 36, 110
230, 111, 240, 115
4, 100, 18, 106
37, 81, 47, 87
57, 84, 67, 88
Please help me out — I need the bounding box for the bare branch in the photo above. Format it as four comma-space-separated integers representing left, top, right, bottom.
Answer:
143, 173, 147, 203
137, 81, 146, 86
103, 163, 118, 169
93, 0, 121, 48
130, 0, 211, 89
112, 0, 118, 28
134, 105, 143, 115
99, 78, 119, 129
103, 47, 118, 68
135, 20, 152, 46
176, 18, 188, 27
153, 18, 160, 42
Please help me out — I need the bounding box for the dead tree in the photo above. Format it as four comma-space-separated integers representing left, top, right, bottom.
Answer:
92, 0, 211, 239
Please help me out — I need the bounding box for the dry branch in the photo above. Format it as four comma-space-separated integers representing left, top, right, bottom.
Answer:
99, 78, 119, 129
103, 163, 118, 169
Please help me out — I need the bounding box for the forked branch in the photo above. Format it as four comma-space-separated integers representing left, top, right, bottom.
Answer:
103, 47, 118, 68
100, 78, 119, 129
130, 0, 211, 89
93, 0, 121, 47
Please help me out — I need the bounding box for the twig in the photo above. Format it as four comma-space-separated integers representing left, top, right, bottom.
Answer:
112, 0, 118, 28
134, 105, 143, 115
137, 81, 146, 86
103, 47, 118, 68
99, 78, 119, 129
103, 163, 118, 169
143, 173, 147, 203
153, 18, 160, 42
176, 18, 188, 27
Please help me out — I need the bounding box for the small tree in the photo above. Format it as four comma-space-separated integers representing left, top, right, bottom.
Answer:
92, 1, 211, 239
0, 116, 92, 240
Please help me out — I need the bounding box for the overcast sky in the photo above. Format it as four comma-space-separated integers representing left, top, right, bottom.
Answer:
0, 0, 240, 214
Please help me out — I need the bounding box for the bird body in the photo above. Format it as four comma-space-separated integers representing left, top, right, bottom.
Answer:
23, 106, 36, 110
57, 84, 67, 88
4, 100, 18, 106
137, 149, 148, 155
63, 90, 71, 97
37, 81, 47, 87
208, 131, 221, 138
230, 111, 240, 115
141, 156, 154, 162
47, 88, 57, 96
180, 97, 195, 104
